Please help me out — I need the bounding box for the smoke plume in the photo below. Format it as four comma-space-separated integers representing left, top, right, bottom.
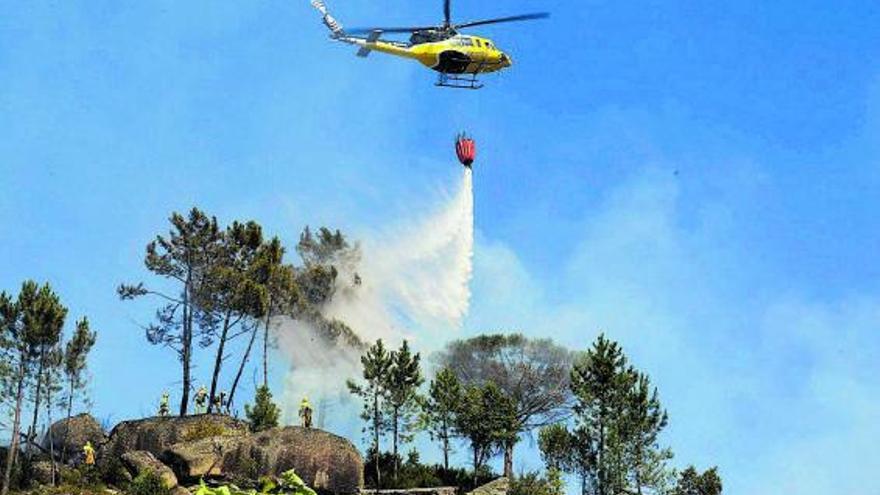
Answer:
277, 169, 474, 431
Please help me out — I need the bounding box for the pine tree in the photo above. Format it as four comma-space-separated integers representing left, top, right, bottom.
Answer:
569, 334, 632, 495
61, 317, 97, 462
1, 282, 67, 495
421, 367, 463, 470
673, 466, 722, 495
347, 339, 393, 488
385, 340, 423, 481
454, 382, 518, 485
245, 385, 281, 432
119, 208, 224, 416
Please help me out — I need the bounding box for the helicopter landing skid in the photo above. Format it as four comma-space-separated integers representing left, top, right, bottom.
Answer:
436, 72, 483, 90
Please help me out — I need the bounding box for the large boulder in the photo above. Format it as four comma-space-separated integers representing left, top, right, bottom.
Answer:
121, 450, 178, 489
164, 426, 363, 493
102, 414, 249, 460
42, 413, 106, 458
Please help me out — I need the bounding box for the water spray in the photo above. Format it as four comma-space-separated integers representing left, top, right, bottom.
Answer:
279, 135, 478, 432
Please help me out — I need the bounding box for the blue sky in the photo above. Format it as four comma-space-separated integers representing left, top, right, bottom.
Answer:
2, 1, 879, 493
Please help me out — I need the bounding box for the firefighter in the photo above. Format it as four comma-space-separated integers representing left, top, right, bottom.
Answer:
83, 441, 96, 466
158, 392, 170, 417
299, 396, 313, 428
195, 385, 208, 414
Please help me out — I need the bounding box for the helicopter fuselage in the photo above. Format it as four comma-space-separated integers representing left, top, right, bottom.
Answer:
337, 34, 511, 75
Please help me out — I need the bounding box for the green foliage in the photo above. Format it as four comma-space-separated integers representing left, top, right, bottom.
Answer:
347, 339, 393, 487
510, 471, 564, 495
453, 382, 518, 476
183, 419, 230, 442
384, 340, 423, 479
363, 448, 494, 491
193, 469, 317, 495
559, 334, 675, 495
538, 423, 573, 471
1, 280, 69, 495
673, 466, 722, 495
420, 367, 463, 469
438, 333, 574, 477
129, 470, 170, 495
245, 385, 280, 432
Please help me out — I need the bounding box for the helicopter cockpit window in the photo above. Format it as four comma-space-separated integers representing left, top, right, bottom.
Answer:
457, 37, 474, 46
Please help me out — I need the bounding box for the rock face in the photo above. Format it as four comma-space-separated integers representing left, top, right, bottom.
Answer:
121, 450, 178, 489
164, 426, 363, 493
42, 413, 106, 457
102, 414, 249, 460
466, 478, 509, 495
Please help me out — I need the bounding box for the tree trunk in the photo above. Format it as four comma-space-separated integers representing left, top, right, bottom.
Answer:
179, 275, 192, 417
46, 380, 56, 486
2, 359, 27, 495
503, 442, 514, 479
262, 302, 271, 388
26, 350, 46, 457
392, 407, 399, 481
373, 391, 381, 489
442, 434, 449, 471
61, 378, 74, 463
208, 311, 232, 413
228, 323, 258, 410
472, 447, 479, 487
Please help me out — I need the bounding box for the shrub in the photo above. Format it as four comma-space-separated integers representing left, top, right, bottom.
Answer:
129, 470, 171, 495
245, 385, 280, 433
182, 419, 229, 442
510, 471, 561, 495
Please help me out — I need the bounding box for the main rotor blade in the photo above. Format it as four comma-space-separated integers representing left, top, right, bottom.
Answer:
455, 12, 550, 29
345, 26, 435, 34
444, 0, 451, 26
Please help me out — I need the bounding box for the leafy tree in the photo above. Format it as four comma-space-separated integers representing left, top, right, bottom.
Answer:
538, 423, 573, 472
347, 339, 393, 488
228, 236, 299, 410
420, 367, 463, 470
385, 340, 423, 481
438, 333, 574, 478
569, 334, 633, 495
119, 208, 224, 416
673, 466, 722, 495
294, 227, 362, 348
1, 282, 67, 495
622, 372, 671, 495
203, 221, 268, 413
61, 317, 97, 462
245, 385, 281, 432
454, 382, 518, 485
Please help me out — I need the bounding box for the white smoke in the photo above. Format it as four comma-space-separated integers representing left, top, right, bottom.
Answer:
277, 169, 474, 431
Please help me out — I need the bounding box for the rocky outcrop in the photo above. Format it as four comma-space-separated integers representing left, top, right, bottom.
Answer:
162, 435, 240, 479
466, 478, 509, 495
102, 414, 249, 460
121, 450, 178, 489
42, 413, 106, 457
164, 426, 363, 493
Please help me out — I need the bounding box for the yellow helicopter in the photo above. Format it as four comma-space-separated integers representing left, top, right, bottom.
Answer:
310, 0, 549, 89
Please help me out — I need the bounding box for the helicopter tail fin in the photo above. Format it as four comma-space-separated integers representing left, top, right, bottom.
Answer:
310, 0, 344, 37
356, 30, 383, 57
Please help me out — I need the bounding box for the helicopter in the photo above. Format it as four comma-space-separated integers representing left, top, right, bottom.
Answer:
309, 0, 549, 89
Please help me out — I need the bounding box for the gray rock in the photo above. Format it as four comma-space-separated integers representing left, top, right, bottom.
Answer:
122, 450, 179, 489
102, 414, 248, 460
42, 413, 106, 459
163, 426, 364, 494
466, 477, 509, 495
